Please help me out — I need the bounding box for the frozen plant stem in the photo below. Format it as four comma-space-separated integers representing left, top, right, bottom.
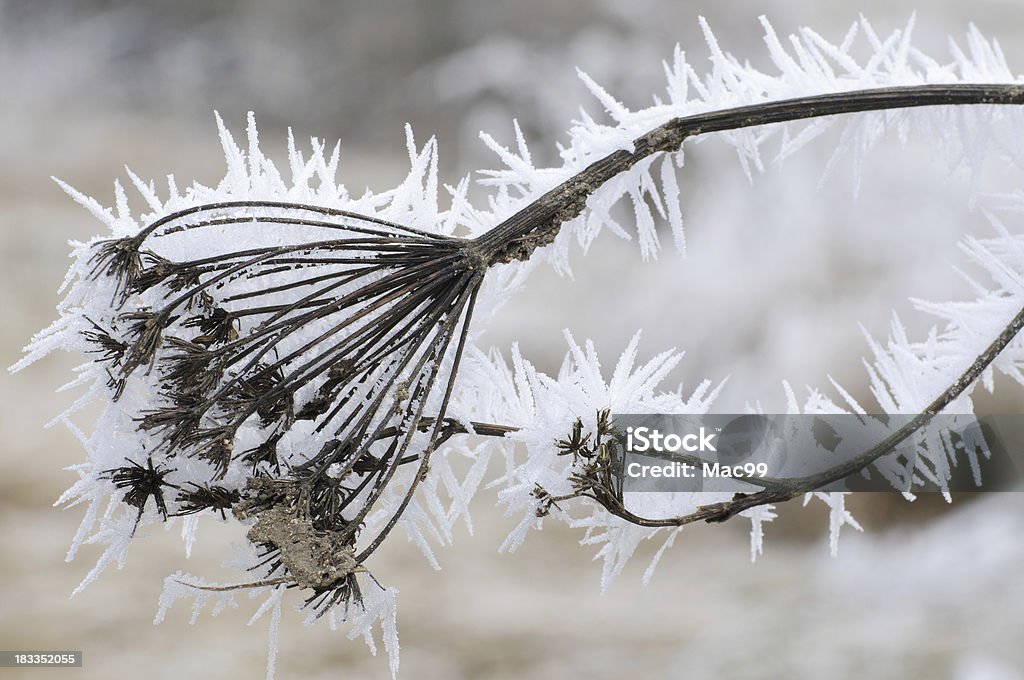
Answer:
474, 84, 1024, 265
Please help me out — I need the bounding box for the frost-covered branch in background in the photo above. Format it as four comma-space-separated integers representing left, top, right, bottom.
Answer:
13, 15, 1024, 677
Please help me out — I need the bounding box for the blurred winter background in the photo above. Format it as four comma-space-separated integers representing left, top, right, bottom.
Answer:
3, 1, 1024, 678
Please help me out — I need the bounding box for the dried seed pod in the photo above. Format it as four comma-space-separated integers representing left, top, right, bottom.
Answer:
103, 457, 177, 523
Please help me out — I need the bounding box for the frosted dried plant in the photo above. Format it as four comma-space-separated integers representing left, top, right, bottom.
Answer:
15, 16, 1024, 678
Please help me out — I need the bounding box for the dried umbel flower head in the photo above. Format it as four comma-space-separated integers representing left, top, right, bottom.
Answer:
87, 199, 491, 587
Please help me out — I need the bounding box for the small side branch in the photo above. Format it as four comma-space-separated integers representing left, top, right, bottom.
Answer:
437, 304, 1024, 526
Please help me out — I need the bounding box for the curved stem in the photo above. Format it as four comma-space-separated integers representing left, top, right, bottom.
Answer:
473, 83, 1024, 265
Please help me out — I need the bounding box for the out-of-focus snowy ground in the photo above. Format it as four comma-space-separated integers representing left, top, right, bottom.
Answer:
3, 2, 1024, 678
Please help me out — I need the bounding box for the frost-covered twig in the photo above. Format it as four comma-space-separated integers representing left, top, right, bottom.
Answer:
427, 269, 1022, 526
682, 299, 1024, 524
432, 291, 1024, 526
